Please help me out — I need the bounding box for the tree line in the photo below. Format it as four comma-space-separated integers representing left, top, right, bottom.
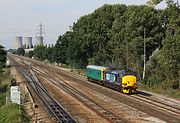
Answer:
32, 1, 180, 90
0, 45, 7, 80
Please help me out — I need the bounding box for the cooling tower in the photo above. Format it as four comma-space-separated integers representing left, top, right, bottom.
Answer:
14, 36, 23, 49
35, 36, 43, 46
24, 37, 33, 49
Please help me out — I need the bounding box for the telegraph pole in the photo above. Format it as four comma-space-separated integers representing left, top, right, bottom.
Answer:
143, 28, 146, 80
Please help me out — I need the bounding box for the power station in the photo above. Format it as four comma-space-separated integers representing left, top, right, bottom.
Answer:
14, 36, 44, 50
14, 36, 23, 49
24, 37, 33, 49
35, 36, 43, 46
13, 23, 46, 50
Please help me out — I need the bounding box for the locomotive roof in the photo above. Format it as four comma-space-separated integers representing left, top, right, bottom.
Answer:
87, 65, 106, 70
106, 68, 135, 75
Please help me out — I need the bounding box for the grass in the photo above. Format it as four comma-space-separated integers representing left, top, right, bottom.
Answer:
0, 68, 11, 106
0, 104, 30, 123
0, 93, 6, 107
0, 68, 30, 123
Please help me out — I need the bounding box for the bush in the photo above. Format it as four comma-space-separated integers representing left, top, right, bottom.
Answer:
146, 70, 164, 87
0, 94, 6, 106
17, 48, 25, 56
171, 79, 179, 89
0, 84, 8, 93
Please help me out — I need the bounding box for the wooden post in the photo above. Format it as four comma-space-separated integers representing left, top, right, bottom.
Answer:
143, 28, 146, 80
179, 71, 180, 89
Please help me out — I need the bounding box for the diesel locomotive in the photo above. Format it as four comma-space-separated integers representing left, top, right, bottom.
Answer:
86, 65, 137, 93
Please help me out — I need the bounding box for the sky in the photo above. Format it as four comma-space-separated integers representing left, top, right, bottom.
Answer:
0, 0, 167, 49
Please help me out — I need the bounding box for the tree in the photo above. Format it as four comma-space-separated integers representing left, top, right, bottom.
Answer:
33, 45, 47, 61
55, 34, 70, 64
0, 45, 7, 68
145, 0, 180, 89
28, 51, 34, 58
161, 34, 180, 76
17, 48, 25, 56
161, 2, 180, 89
54, 4, 164, 71
0, 45, 7, 82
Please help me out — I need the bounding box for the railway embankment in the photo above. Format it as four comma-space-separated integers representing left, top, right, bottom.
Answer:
0, 67, 30, 123
10, 58, 57, 123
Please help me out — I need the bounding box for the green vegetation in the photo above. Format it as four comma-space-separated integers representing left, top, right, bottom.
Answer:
9, 48, 25, 56
0, 45, 30, 122
32, 1, 180, 97
0, 69, 30, 123
0, 45, 8, 107
0, 93, 6, 107
27, 50, 34, 58
0, 45, 7, 77
0, 104, 30, 123
16, 48, 25, 56
0, 75, 9, 107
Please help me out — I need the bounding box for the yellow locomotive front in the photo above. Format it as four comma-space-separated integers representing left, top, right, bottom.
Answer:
122, 75, 137, 93
103, 68, 137, 94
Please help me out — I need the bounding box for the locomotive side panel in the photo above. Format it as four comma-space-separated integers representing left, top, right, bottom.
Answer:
86, 65, 106, 81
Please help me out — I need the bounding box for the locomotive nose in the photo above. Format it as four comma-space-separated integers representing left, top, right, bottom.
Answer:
122, 75, 137, 93
122, 76, 136, 86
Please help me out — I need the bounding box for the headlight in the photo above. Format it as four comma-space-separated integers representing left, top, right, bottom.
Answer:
123, 83, 127, 86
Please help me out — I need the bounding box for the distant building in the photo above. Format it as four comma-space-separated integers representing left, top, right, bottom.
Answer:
24, 37, 33, 49
14, 36, 23, 49
35, 36, 43, 46
25, 48, 34, 53
10, 86, 21, 104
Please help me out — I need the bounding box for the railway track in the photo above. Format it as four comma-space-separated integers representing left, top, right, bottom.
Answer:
32, 65, 125, 123
131, 93, 180, 115
10, 55, 180, 122
29, 59, 180, 122
59, 70, 180, 122
137, 90, 180, 109
9, 57, 77, 123
29, 63, 172, 122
